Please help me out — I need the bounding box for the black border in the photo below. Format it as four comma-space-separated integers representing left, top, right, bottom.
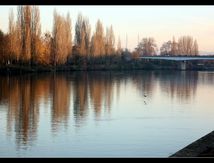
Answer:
0, 0, 214, 5
1, 0, 214, 161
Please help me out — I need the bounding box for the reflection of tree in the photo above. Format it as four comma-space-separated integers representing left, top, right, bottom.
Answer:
0, 70, 207, 149
50, 73, 71, 132
158, 71, 198, 102
0, 76, 10, 104
131, 71, 155, 97
73, 73, 89, 125
1, 75, 48, 149
128, 71, 199, 103
15, 75, 38, 148
103, 74, 113, 113
200, 72, 214, 85
109, 71, 199, 103
71, 72, 114, 124
6, 76, 20, 136
88, 72, 113, 118
0, 74, 52, 148
89, 75, 104, 117
0, 73, 72, 146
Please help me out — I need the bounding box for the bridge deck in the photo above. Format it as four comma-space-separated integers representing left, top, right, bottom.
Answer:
139, 56, 214, 61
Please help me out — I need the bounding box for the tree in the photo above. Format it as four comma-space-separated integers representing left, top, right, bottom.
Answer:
75, 13, 91, 59
193, 40, 199, 56
160, 36, 198, 56
116, 36, 122, 55
37, 32, 52, 65
84, 18, 91, 58
31, 6, 41, 64
13, 7, 22, 63
0, 30, 6, 64
8, 8, 16, 63
75, 13, 83, 51
136, 37, 157, 56
160, 41, 172, 56
52, 10, 72, 65
18, 6, 32, 64
171, 36, 178, 56
90, 19, 105, 57
90, 35, 95, 58
177, 36, 198, 56
105, 25, 115, 56
65, 13, 72, 61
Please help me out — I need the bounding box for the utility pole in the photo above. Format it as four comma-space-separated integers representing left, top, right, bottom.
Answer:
126, 33, 128, 51
138, 33, 139, 45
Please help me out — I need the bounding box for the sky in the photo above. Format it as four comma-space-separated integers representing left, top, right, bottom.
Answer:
1, 5, 214, 53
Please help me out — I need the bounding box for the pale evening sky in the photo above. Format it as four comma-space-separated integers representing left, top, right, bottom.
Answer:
0, 5, 214, 53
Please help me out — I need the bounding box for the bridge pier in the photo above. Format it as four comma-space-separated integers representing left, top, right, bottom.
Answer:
180, 61, 186, 70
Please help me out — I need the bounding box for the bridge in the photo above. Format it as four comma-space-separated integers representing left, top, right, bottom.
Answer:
139, 56, 214, 70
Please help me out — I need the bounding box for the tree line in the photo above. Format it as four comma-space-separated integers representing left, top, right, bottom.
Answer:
133, 36, 199, 58
0, 6, 200, 69
160, 36, 198, 56
0, 6, 122, 67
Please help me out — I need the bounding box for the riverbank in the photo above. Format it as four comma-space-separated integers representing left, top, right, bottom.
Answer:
170, 130, 214, 157
1, 61, 214, 74
0, 63, 172, 74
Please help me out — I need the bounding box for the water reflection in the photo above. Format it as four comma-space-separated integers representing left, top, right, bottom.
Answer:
88, 72, 113, 117
50, 74, 71, 132
73, 73, 89, 125
0, 71, 212, 149
157, 71, 198, 102
0, 74, 50, 149
131, 71, 156, 98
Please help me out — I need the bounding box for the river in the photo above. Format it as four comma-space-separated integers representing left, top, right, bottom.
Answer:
0, 70, 214, 157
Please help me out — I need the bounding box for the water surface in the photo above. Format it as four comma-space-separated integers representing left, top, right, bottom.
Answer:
0, 71, 214, 157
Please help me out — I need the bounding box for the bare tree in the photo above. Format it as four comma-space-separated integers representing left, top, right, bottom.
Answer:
0, 30, 6, 64
116, 36, 122, 55
75, 13, 91, 59
171, 36, 178, 56
36, 32, 52, 65
84, 18, 91, 58
8, 8, 16, 63
160, 41, 172, 56
90, 34, 95, 57
109, 25, 115, 55
137, 37, 157, 56
90, 19, 105, 57
17, 6, 32, 64
65, 13, 72, 61
75, 13, 83, 49
177, 36, 198, 56
105, 27, 110, 55
52, 9, 72, 65
193, 39, 199, 56
24, 6, 32, 63
105, 25, 115, 56
160, 36, 198, 56
13, 7, 22, 63
31, 6, 41, 64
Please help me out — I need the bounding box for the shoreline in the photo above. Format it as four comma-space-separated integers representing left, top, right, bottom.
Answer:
170, 130, 214, 157
1, 64, 214, 74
